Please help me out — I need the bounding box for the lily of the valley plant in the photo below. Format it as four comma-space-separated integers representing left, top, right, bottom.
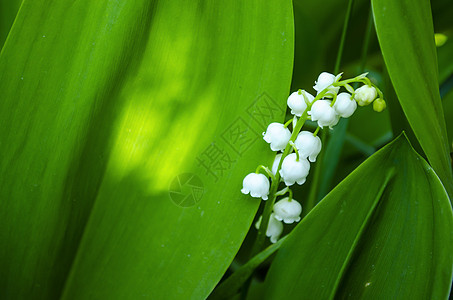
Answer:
242, 71, 385, 243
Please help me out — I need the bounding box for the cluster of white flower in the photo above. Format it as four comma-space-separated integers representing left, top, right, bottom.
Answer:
241, 71, 385, 243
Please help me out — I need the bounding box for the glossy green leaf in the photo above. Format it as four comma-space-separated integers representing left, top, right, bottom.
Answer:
0, 0, 22, 47
372, 0, 453, 199
0, 1, 293, 299
263, 135, 453, 299
210, 236, 287, 299
383, 67, 423, 155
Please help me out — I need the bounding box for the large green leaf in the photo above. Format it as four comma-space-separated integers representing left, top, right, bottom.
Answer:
263, 135, 453, 299
210, 236, 287, 299
371, 0, 453, 199
0, 1, 293, 299
0, 0, 22, 47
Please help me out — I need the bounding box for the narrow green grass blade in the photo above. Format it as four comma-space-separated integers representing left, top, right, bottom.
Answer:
263, 135, 453, 299
0, 1, 294, 299
372, 0, 453, 199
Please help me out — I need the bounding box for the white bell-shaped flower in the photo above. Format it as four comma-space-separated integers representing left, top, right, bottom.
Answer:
331, 114, 340, 127
313, 72, 340, 97
294, 131, 322, 162
287, 90, 315, 117
309, 100, 339, 129
333, 92, 357, 118
255, 213, 284, 243
354, 85, 377, 106
273, 197, 302, 224
263, 123, 291, 151
241, 173, 270, 200
279, 153, 310, 186
271, 153, 282, 175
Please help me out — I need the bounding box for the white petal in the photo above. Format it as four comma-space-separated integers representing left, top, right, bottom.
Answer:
296, 178, 306, 185
242, 173, 270, 200
263, 123, 291, 151
273, 197, 302, 224
279, 153, 310, 186
274, 214, 283, 221
313, 72, 336, 92
333, 92, 357, 118
287, 91, 308, 117
271, 154, 283, 175
267, 213, 283, 243
294, 131, 322, 162
354, 85, 377, 106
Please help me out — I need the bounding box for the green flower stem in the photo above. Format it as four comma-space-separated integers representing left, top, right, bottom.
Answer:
275, 187, 293, 199
249, 111, 309, 257
250, 87, 333, 254
334, 77, 367, 86
344, 83, 355, 95
336, 76, 383, 100
330, 92, 338, 106
374, 85, 384, 99
361, 76, 373, 86
305, 0, 355, 213
313, 127, 320, 136
289, 141, 300, 160
251, 88, 333, 256
241, 65, 341, 298
275, 187, 289, 196
255, 165, 275, 181
283, 118, 293, 128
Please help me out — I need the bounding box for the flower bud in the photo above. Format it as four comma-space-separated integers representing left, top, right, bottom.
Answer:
255, 213, 284, 243
309, 100, 339, 129
273, 197, 302, 224
241, 173, 270, 200
279, 153, 310, 186
294, 131, 322, 162
313, 72, 340, 97
263, 123, 291, 151
373, 98, 386, 112
333, 92, 357, 118
287, 90, 315, 117
354, 85, 377, 106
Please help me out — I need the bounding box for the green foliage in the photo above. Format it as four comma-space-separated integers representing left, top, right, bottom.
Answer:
1, 0, 452, 299
0, 1, 293, 298
0, 0, 22, 47
372, 0, 453, 199
263, 135, 453, 299
210, 237, 287, 299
